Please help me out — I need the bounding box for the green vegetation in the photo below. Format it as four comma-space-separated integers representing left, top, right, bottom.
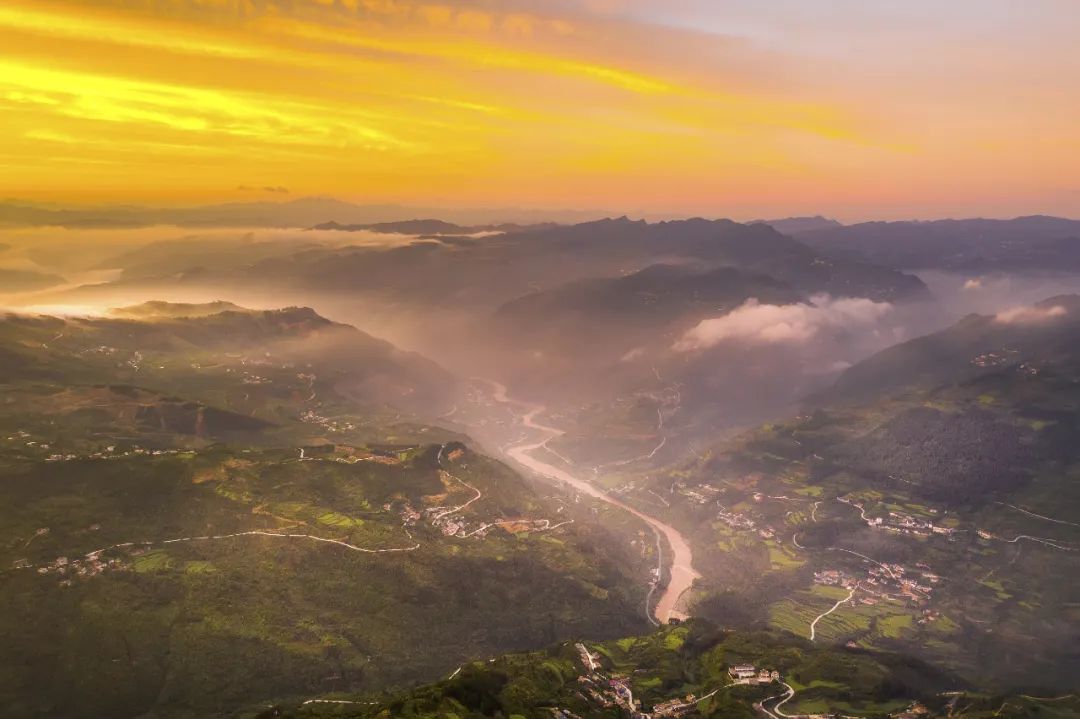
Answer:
0, 306, 651, 719
630, 300, 1080, 692
0, 445, 650, 719
256, 621, 1002, 719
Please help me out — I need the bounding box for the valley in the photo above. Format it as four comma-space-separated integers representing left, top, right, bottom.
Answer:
2, 216, 1078, 718
480, 379, 700, 625
5, 5, 1079, 716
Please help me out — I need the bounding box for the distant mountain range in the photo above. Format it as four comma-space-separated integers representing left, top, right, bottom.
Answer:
0, 198, 606, 228
24, 217, 930, 448
753, 215, 844, 235
310, 219, 556, 235
794, 216, 1080, 271
78, 216, 927, 308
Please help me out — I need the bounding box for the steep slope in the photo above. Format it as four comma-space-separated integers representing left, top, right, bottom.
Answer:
817, 294, 1080, 405
490, 264, 801, 361
35, 219, 928, 430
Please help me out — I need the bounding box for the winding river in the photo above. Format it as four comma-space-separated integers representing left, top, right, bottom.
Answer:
482, 380, 700, 624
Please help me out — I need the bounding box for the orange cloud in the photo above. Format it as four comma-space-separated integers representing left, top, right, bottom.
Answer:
0, 0, 1075, 219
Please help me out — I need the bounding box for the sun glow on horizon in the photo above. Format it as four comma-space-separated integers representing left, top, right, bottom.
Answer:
10, 304, 110, 318
1, 0, 1078, 219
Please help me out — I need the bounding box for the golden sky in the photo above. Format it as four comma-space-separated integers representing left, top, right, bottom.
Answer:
2, 0, 1077, 219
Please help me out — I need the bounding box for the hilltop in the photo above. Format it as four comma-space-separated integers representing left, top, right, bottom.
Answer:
109, 300, 252, 319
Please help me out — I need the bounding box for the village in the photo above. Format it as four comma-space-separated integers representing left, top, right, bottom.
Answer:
970, 350, 1016, 368
30, 551, 125, 584
44, 445, 187, 462
969, 348, 1042, 376
835, 497, 957, 539
412, 485, 572, 541
2, 427, 190, 464
667, 472, 972, 552
3, 423, 192, 462
300, 409, 358, 434
568, 643, 782, 718
384, 448, 574, 542
554, 644, 935, 719
813, 559, 939, 608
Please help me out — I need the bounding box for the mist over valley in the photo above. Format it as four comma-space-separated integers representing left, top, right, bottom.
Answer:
3, 2, 1079, 715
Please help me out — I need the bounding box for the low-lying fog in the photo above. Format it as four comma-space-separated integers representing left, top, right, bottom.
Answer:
5, 224, 1080, 453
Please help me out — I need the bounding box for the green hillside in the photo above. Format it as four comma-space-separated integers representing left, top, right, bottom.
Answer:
0, 303, 457, 442
255, 621, 1072, 719
0, 305, 651, 718
629, 298, 1080, 691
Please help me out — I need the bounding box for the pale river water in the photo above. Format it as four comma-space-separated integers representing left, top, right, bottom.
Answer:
483, 380, 700, 623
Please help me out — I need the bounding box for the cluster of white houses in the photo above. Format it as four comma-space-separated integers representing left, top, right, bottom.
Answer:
728, 664, 781, 685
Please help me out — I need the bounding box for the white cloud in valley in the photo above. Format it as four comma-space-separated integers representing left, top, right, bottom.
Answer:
674, 295, 894, 351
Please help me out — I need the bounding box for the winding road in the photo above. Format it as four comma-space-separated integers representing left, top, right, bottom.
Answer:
760, 682, 798, 719
481, 380, 700, 624
808, 586, 857, 641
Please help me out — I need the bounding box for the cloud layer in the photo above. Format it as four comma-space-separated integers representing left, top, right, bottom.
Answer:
675, 295, 894, 351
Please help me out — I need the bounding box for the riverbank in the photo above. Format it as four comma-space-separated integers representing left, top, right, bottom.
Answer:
481, 379, 700, 623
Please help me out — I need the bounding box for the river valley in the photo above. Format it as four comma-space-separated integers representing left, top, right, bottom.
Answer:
481, 380, 700, 624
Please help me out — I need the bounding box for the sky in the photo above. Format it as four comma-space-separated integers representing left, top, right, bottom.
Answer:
1, 0, 1077, 220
